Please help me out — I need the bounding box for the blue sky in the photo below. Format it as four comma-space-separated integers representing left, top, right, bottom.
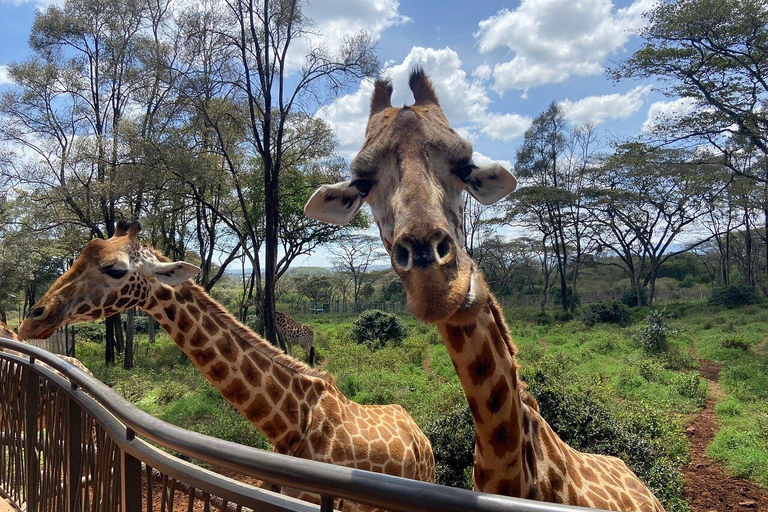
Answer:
0, 0, 685, 267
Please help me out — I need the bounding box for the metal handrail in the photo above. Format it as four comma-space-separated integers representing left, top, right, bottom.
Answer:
0, 336, 603, 512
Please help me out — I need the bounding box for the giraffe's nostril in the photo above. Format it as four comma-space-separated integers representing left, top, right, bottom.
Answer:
29, 306, 45, 319
393, 242, 411, 269
436, 236, 451, 260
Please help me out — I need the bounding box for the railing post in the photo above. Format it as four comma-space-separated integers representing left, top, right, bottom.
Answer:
67, 395, 82, 512
121, 429, 142, 512
24, 363, 39, 512
320, 495, 334, 512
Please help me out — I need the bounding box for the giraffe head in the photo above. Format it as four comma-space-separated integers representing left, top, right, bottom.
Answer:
19, 221, 200, 340
306, 69, 517, 322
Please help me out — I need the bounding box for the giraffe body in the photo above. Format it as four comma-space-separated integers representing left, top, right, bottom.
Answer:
19, 223, 434, 512
242, 298, 314, 356
305, 69, 665, 511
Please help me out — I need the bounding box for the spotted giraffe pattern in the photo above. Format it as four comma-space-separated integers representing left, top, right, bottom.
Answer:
306, 69, 665, 511
19, 222, 435, 512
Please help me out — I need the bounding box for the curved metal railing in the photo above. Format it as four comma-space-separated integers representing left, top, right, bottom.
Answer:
0, 336, 600, 512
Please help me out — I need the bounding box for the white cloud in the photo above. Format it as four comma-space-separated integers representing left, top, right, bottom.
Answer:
475, 0, 655, 93
472, 64, 492, 82
480, 113, 532, 142
0, 66, 12, 86
642, 97, 698, 132
559, 85, 652, 125
473, 150, 512, 172
318, 46, 531, 156
286, 0, 409, 70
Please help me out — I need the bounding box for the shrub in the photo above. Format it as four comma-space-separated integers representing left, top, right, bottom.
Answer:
579, 300, 632, 327
708, 285, 762, 309
75, 321, 106, 343
721, 335, 750, 351
350, 310, 407, 350
621, 288, 648, 308
423, 405, 474, 489
638, 310, 676, 354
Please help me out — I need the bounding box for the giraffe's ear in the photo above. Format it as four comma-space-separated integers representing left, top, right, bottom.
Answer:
153, 261, 201, 286
304, 180, 364, 225
464, 164, 518, 205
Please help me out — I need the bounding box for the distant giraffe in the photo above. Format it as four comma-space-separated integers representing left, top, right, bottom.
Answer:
241, 297, 314, 361
20, 222, 435, 512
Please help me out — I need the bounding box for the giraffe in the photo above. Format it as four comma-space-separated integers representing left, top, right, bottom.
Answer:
241, 297, 315, 361
305, 68, 665, 512
18, 221, 435, 512
0, 320, 93, 376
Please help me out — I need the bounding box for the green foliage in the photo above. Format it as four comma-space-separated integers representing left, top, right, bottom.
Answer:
75, 321, 106, 343
721, 335, 750, 351
423, 405, 474, 489
351, 309, 408, 350
621, 288, 648, 308
523, 355, 688, 512
579, 300, 632, 327
638, 309, 676, 354
708, 285, 762, 309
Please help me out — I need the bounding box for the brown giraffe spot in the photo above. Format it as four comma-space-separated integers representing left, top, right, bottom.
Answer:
467, 344, 496, 386
174, 290, 188, 304
444, 323, 465, 352
282, 393, 300, 425
489, 420, 519, 458
265, 376, 284, 403
463, 324, 476, 336
146, 297, 158, 310
273, 366, 291, 388
115, 297, 132, 308
156, 286, 172, 302
384, 461, 400, 475
261, 414, 288, 440
581, 466, 598, 482
189, 329, 207, 348
201, 315, 217, 335
524, 443, 537, 478
497, 477, 519, 496
474, 466, 492, 488
178, 287, 194, 302
222, 378, 250, 405
187, 304, 201, 321
244, 394, 271, 422
548, 467, 565, 493
215, 338, 237, 363
164, 304, 177, 321
208, 361, 229, 382
190, 347, 217, 366
242, 358, 262, 387
467, 396, 480, 421
89, 308, 103, 318
120, 284, 131, 295
177, 311, 193, 333
486, 377, 509, 413
75, 304, 91, 315
103, 291, 118, 308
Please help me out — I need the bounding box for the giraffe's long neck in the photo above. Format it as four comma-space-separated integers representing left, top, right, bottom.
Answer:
142, 281, 328, 452
435, 293, 534, 497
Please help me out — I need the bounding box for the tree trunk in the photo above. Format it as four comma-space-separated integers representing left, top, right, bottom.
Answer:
148, 313, 155, 344
114, 315, 125, 353
105, 317, 115, 364
0, 305, 6, 324
124, 308, 135, 370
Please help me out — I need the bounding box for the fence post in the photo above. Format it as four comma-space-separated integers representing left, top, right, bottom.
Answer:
67, 396, 82, 512
121, 429, 142, 512
24, 363, 40, 512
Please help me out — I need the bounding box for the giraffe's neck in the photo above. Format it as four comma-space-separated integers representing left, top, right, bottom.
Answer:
142, 281, 329, 452
435, 293, 534, 497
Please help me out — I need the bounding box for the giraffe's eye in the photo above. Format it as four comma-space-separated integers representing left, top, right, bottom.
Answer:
351, 178, 375, 197
452, 161, 477, 183
102, 267, 128, 279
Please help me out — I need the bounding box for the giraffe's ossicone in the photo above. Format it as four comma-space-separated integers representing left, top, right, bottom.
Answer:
306, 68, 665, 512
19, 221, 435, 512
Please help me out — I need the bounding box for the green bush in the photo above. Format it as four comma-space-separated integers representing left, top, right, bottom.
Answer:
621, 288, 648, 308
522, 355, 687, 512
579, 301, 632, 327
75, 321, 106, 343
709, 285, 762, 309
721, 335, 750, 351
638, 310, 676, 354
350, 310, 407, 350
423, 405, 474, 489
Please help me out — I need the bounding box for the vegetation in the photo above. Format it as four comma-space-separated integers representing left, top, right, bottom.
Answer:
708, 285, 763, 309
350, 309, 408, 349
579, 300, 632, 327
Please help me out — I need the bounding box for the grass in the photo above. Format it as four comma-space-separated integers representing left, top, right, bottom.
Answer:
675, 303, 768, 487
71, 301, 768, 510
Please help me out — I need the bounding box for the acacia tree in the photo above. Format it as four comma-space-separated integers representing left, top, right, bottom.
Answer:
222, 0, 378, 344
613, 0, 768, 181
329, 234, 384, 306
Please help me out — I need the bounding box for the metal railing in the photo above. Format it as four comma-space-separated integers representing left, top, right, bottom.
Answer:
0, 337, 602, 512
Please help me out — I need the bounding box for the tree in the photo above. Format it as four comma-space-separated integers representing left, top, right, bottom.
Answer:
585, 143, 714, 305
223, 0, 378, 345
329, 234, 384, 305
612, 0, 768, 181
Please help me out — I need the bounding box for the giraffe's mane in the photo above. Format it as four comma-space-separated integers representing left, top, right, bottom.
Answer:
486, 295, 539, 412
149, 249, 334, 384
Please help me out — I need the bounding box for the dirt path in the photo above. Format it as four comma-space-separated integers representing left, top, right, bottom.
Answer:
683, 359, 768, 511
